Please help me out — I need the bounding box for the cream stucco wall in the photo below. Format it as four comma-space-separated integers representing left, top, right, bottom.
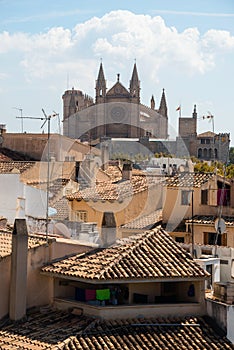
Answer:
54, 298, 205, 319
69, 182, 162, 237
0, 238, 94, 319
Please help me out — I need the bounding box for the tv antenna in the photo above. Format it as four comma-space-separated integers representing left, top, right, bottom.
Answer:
13, 107, 23, 133
16, 109, 59, 240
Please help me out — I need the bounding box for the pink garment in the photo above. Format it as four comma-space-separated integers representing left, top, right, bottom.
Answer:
85, 289, 96, 301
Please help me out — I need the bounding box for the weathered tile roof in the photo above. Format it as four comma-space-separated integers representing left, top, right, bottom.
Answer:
103, 164, 122, 181
67, 173, 158, 201
186, 215, 234, 227
121, 209, 162, 230
0, 147, 35, 161
61, 316, 234, 350
0, 311, 233, 350
52, 197, 69, 221
0, 309, 92, 349
0, 232, 48, 258
41, 227, 208, 281
0, 161, 35, 174
165, 172, 214, 188
198, 131, 216, 138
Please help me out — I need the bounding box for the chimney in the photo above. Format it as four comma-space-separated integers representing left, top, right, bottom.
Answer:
100, 137, 110, 171
101, 212, 116, 247
0, 124, 6, 135
9, 219, 28, 321
16, 197, 26, 218
122, 163, 132, 180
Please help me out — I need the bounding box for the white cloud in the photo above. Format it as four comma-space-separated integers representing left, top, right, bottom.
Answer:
202, 29, 234, 50
0, 10, 234, 82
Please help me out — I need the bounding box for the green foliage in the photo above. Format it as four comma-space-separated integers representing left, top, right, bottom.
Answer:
229, 147, 234, 164
226, 164, 234, 178
194, 162, 215, 173
193, 159, 234, 179
154, 152, 173, 158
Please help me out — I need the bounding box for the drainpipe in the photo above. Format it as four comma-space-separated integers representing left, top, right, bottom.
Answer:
9, 219, 28, 321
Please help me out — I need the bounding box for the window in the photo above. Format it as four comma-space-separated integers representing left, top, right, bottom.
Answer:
208, 148, 212, 158
74, 210, 87, 222
203, 232, 227, 246
198, 148, 202, 158
201, 189, 208, 205
181, 190, 190, 205
175, 236, 184, 243
231, 260, 234, 278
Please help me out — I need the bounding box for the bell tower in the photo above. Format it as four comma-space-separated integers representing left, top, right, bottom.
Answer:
129, 62, 140, 103
95, 62, 106, 104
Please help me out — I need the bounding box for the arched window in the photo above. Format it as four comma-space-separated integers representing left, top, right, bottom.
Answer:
209, 148, 212, 159
215, 148, 218, 159
198, 148, 202, 158
203, 148, 207, 158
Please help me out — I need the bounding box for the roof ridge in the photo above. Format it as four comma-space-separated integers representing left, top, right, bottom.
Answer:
98, 228, 162, 278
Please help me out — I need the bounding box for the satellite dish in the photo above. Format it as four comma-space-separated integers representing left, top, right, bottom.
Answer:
53, 222, 71, 238
48, 207, 57, 217
214, 218, 226, 234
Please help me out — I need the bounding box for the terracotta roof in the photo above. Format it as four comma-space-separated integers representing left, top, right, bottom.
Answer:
61, 316, 234, 350
0, 233, 48, 258
186, 215, 234, 227
121, 209, 162, 229
42, 227, 208, 281
0, 311, 232, 350
103, 164, 122, 181
0, 309, 92, 349
165, 172, 214, 188
67, 173, 159, 201
198, 131, 216, 138
0, 161, 35, 174
0, 147, 35, 161
52, 197, 69, 220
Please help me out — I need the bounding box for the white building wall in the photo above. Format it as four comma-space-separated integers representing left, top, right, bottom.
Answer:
24, 184, 47, 219
0, 173, 47, 224
0, 173, 23, 224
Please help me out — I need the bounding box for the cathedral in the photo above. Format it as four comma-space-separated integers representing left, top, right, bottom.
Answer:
62, 63, 168, 142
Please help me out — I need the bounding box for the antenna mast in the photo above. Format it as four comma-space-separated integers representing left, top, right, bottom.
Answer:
16, 110, 59, 240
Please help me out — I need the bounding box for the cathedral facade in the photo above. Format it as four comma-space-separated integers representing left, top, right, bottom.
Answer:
62, 63, 168, 142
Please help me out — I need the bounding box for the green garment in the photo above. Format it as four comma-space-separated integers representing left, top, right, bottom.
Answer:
96, 289, 110, 301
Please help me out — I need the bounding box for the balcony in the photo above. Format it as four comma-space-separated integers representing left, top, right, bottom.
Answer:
53, 297, 203, 320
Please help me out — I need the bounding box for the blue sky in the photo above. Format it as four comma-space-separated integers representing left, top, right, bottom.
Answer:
1, 0, 234, 145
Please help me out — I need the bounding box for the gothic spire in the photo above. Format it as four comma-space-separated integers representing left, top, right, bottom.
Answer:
151, 95, 155, 110
192, 104, 197, 118
95, 62, 106, 102
96, 62, 105, 87
159, 88, 168, 118
130, 62, 140, 102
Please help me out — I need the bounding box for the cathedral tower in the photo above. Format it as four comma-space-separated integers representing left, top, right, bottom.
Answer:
95, 62, 107, 104
158, 88, 168, 118
129, 63, 140, 103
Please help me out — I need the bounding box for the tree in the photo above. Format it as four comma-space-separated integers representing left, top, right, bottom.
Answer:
229, 147, 234, 164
